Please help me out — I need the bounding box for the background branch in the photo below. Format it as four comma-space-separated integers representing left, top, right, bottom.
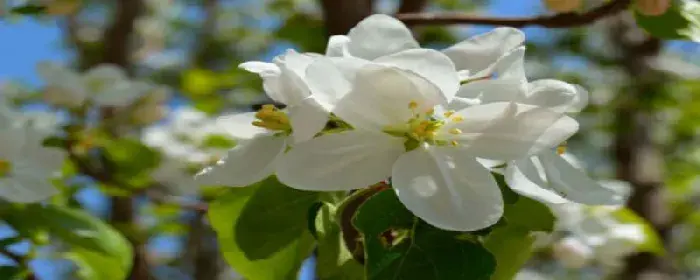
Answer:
395, 0, 632, 27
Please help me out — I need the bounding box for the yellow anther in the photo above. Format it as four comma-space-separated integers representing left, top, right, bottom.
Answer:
450, 140, 459, 146
261, 104, 277, 111
425, 108, 435, 115
557, 142, 567, 155
443, 111, 455, 118
449, 128, 462, 135
451, 116, 464, 122
252, 120, 267, 128
408, 101, 419, 109
0, 160, 11, 178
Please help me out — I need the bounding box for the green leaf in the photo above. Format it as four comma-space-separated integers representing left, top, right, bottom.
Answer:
612, 208, 665, 255
634, 0, 700, 41
0, 266, 22, 280
103, 138, 161, 184
14, 205, 132, 280
314, 203, 364, 280
208, 178, 315, 280
201, 134, 237, 149
10, 5, 47, 15
276, 13, 327, 52
65, 249, 129, 280
492, 173, 519, 204
503, 195, 555, 232
354, 189, 496, 280
235, 177, 320, 259
484, 226, 535, 280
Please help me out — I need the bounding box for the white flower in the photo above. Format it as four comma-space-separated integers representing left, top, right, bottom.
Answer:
193, 110, 290, 187
326, 14, 524, 81
552, 237, 594, 269
37, 62, 146, 108
275, 62, 578, 231
0, 123, 65, 203
447, 47, 625, 206
239, 50, 336, 143
549, 203, 647, 267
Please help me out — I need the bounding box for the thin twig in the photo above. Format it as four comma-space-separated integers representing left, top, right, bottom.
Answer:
0, 247, 23, 265
395, 0, 632, 27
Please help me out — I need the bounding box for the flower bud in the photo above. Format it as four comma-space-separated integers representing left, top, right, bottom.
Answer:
543, 0, 581, 13
636, 0, 671, 16
552, 237, 593, 268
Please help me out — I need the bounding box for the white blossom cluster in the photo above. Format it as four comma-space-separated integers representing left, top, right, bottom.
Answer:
142, 107, 240, 194
549, 203, 647, 269
38, 62, 170, 125
0, 90, 64, 203
195, 14, 625, 231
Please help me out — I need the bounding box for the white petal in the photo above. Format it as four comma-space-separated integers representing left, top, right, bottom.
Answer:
276, 131, 404, 191
215, 112, 268, 140
456, 78, 527, 105
333, 64, 441, 131
194, 135, 286, 187
84, 64, 127, 85
326, 35, 350, 57
438, 102, 579, 160
392, 145, 504, 231
346, 14, 419, 60
539, 150, 626, 205
375, 49, 460, 103
526, 79, 589, 113
239, 61, 280, 76
505, 157, 570, 204
287, 98, 329, 143
304, 57, 354, 111
274, 49, 316, 79
442, 27, 524, 76
490, 46, 527, 82
0, 176, 57, 203
94, 81, 148, 107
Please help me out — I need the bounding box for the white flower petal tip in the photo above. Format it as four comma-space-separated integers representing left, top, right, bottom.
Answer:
375, 49, 460, 103
346, 14, 419, 60
442, 27, 525, 76
195, 136, 286, 187
392, 146, 504, 232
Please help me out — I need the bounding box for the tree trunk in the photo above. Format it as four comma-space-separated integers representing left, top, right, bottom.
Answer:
608, 15, 675, 280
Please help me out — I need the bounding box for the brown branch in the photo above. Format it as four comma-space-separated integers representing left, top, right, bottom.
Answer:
319, 0, 375, 36
395, 0, 632, 27
397, 0, 429, 14
101, 0, 143, 71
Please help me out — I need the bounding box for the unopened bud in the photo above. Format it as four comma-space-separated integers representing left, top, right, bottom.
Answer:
636, 0, 671, 16
543, 0, 581, 13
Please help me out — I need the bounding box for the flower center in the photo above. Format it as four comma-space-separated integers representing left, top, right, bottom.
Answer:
383, 101, 468, 150
0, 160, 12, 178
251, 104, 291, 132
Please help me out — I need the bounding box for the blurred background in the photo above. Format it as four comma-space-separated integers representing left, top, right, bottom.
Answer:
0, 0, 699, 279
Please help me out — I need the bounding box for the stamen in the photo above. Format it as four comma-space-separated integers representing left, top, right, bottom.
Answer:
557, 142, 567, 155
449, 128, 462, 135
451, 116, 464, 122
408, 101, 418, 110
450, 140, 459, 146
0, 160, 11, 178
443, 111, 455, 118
